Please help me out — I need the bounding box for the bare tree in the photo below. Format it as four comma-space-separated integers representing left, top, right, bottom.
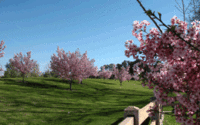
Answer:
174, 0, 192, 22
186, 0, 200, 26
174, 0, 200, 28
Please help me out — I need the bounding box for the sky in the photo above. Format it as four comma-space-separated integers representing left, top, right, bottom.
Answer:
0, 0, 195, 76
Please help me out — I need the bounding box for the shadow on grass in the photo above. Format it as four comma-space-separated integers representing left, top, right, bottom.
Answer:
1, 78, 77, 90
41, 78, 76, 84
96, 80, 116, 85
111, 117, 124, 125
2, 78, 60, 89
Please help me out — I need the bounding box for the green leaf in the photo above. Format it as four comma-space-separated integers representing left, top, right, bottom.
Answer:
166, 25, 177, 33
171, 25, 176, 31
145, 9, 152, 16
158, 12, 161, 19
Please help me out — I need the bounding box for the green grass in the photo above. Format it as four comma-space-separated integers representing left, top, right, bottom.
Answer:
0, 77, 197, 125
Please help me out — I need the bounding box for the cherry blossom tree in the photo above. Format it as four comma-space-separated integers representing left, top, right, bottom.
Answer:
126, 73, 133, 82
9, 51, 37, 83
98, 66, 112, 80
25, 63, 40, 78
50, 46, 98, 90
76, 52, 99, 84
112, 64, 132, 86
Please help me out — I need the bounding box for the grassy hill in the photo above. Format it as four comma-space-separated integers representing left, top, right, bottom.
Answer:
0, 77, 190, 125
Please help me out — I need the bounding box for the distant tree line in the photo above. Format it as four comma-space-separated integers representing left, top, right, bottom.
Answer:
88, 58, 165, 80
1, 57, 165, 81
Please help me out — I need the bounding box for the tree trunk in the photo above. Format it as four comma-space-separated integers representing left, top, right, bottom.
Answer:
23, 74, 25, 83
70, 79, 72, 91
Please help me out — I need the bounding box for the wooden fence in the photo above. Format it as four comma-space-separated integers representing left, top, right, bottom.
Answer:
119, 97, 164, 125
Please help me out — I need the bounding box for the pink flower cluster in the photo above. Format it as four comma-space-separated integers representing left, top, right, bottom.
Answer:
98, 66, 112, 80
9, 51, 37, 83
125, 15, 200, 124
112, 65, 133, 85
50, 46, 99, 89
0, 40, 6, 71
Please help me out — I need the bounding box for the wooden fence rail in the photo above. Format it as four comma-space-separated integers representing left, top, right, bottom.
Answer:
119, 97, 164, 125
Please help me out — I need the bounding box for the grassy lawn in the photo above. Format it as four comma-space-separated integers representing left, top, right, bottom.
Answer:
0, 77, 196, 125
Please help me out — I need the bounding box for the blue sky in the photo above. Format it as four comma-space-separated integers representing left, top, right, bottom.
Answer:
0, 0, 194, 76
